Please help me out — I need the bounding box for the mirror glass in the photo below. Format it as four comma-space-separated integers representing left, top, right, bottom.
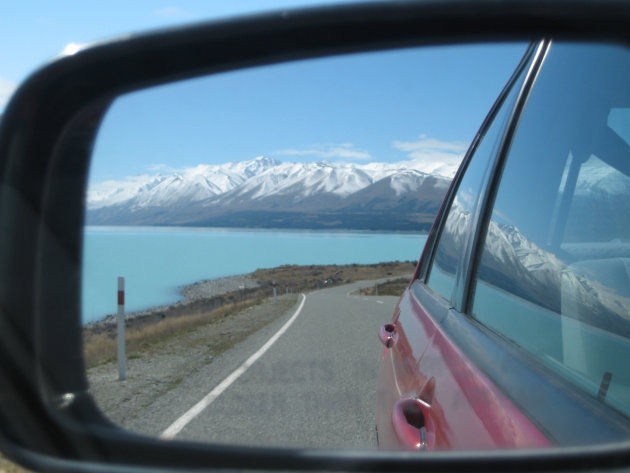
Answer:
82, 43, 527, 448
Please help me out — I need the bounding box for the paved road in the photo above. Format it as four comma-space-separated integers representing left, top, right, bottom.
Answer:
156, 279, 400, 450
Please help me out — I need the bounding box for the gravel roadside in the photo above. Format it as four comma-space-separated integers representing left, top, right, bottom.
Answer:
181, 275, 260, 301
87, 294, 298, 434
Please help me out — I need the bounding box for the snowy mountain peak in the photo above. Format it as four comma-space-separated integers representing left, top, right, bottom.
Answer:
87, 156, 282, 210
86, 156, 452, 230
388, 169, 431, 196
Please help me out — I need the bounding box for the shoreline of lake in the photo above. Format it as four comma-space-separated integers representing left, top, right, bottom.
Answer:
82, 227, 428, 324
84, 273, 261, 332
83, 260, 416, 334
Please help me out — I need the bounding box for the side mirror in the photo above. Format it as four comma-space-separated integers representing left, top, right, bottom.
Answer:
1, 1, 630, 472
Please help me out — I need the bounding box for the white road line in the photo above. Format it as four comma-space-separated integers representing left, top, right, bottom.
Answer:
376, 300, 384, 304
159, 293, 307, 440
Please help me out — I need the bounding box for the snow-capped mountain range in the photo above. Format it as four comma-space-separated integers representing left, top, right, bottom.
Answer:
86, 156, 451, 231
88, 157, 280, 210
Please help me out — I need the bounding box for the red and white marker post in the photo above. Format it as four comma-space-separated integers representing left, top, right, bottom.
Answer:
272, 280, 277, 304
117, 277, 126, 381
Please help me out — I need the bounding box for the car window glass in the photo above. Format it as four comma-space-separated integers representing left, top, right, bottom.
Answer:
564, 155, 630, 243
425, 64, 527, 303
472, 43, 630, 418
609, 108, 630, 147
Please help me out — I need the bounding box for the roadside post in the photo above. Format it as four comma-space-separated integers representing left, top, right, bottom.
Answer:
272, 280, 277, 304
117, 277, 126, 381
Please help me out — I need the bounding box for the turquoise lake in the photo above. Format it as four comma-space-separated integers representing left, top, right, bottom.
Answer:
81, 226, 428, 324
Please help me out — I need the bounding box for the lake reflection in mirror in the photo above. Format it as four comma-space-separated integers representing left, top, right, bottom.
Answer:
81, 43, 526, 448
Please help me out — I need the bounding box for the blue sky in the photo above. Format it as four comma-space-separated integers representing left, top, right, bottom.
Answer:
0, 1, 368, 109
0, 1, 527, 183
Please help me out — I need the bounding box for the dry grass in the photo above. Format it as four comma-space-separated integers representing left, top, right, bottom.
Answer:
0, 455, 31, 473
358, 277, 411, 296
252, 261, 416, 292
83, 299, 261, 367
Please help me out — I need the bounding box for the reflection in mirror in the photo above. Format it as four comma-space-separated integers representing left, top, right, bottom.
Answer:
82, 43, 525, 448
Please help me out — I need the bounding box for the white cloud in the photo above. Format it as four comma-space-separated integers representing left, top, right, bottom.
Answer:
393, 134, 469, 178
0, 77, 17, 111
152, 6, 193, 19
273, 143, 371, 161
62, 42, 87, 56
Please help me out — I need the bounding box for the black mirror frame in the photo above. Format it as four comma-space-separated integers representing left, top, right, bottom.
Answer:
2, 1, 630, 472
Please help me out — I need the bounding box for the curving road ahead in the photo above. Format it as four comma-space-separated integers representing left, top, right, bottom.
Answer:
154, 279, 401, 450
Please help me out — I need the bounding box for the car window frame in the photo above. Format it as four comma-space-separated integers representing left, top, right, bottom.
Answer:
459, 39, 549, 314
416, 40, 542, 312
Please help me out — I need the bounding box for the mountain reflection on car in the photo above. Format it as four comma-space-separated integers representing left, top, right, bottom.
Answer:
377, 40, 630, 450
